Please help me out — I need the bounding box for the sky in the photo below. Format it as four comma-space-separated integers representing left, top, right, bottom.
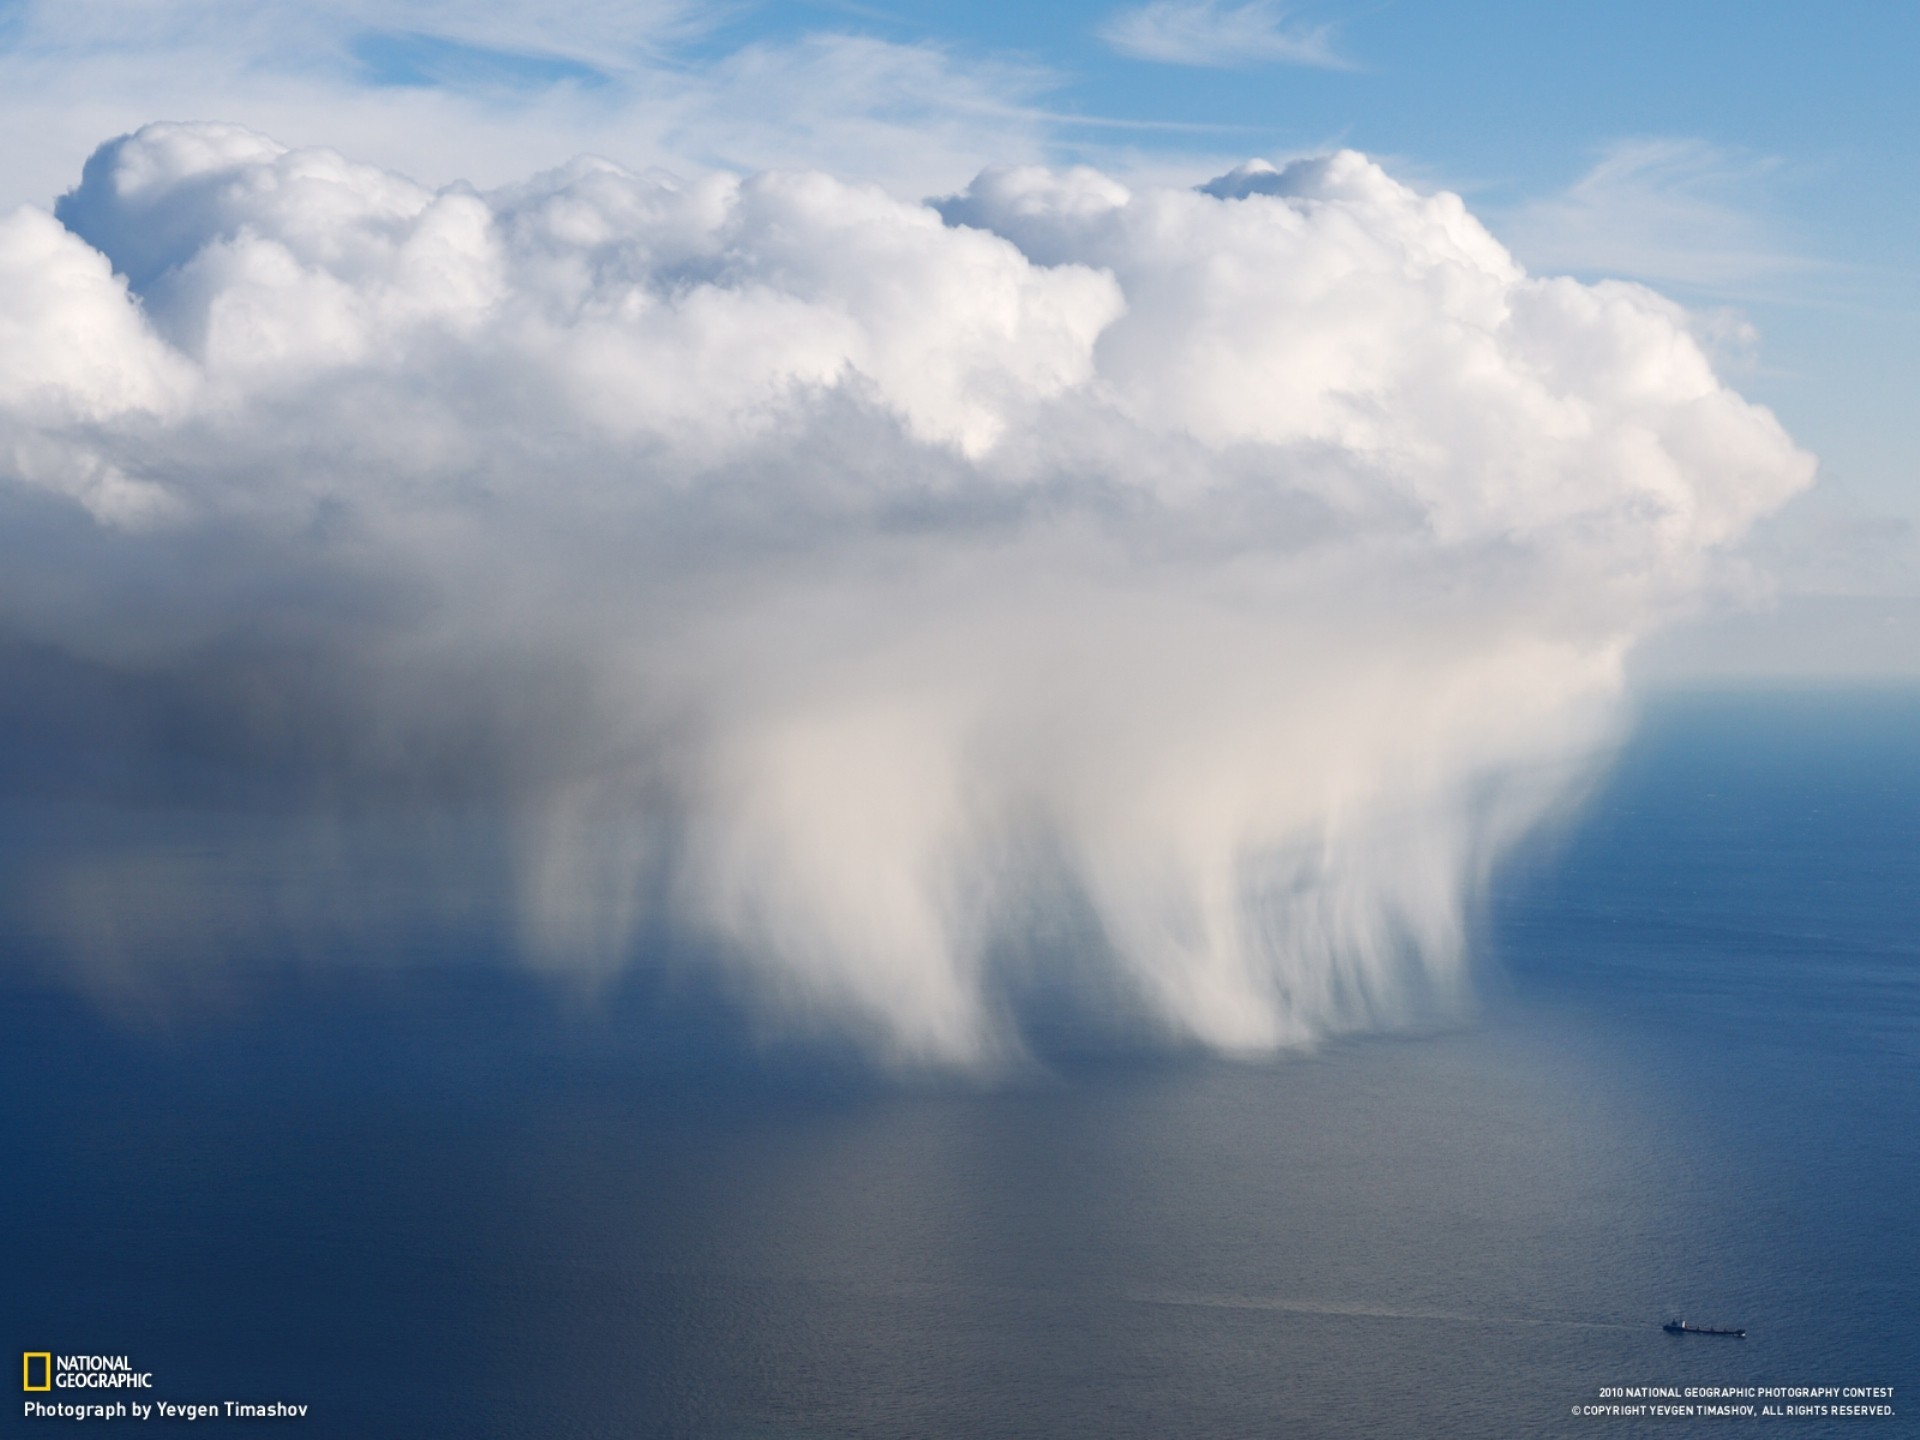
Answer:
0, 1, 1906, 1055
0, 0, 1911, 679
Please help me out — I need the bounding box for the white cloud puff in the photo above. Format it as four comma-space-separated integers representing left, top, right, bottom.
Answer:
0, 125, 1814, 1064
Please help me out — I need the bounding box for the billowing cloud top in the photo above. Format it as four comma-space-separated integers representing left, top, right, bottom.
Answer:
0, 124, 1812, 1064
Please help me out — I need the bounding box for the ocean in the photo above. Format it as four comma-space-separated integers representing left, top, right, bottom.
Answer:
5, 689, 1915, 1437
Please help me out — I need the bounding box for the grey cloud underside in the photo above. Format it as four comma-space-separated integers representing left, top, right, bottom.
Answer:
0, 124, 1813, 1064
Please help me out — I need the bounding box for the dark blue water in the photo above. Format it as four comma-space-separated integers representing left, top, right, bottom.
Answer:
4, 690, 1915, 1437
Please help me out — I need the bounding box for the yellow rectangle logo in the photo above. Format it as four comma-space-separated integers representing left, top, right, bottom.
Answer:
23, 1352, 51, 1391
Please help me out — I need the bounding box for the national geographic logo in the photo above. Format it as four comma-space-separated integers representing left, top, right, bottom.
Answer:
21, 1352, 309, 1422
21, 1354, 153, 1390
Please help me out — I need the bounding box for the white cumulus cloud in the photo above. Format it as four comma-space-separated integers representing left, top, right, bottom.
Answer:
0, 125, 1813, 1065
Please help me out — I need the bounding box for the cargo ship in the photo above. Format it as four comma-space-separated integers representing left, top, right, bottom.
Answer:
1663, 1319, 1747, 1337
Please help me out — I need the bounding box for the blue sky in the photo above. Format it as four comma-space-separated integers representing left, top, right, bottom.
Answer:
1, 0, 1914, 677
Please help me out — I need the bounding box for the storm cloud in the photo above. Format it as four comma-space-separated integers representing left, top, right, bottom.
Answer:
0, 125, 1813, 1062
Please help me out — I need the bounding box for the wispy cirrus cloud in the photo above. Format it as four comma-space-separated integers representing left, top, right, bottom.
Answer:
8, 0, 715, 66
1098, 1, 1348, 69
0, 0, 1071, 205
1500, 138, 1810, 292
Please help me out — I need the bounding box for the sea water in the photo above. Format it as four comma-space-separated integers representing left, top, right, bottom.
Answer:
3, 689, 1915, 1437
